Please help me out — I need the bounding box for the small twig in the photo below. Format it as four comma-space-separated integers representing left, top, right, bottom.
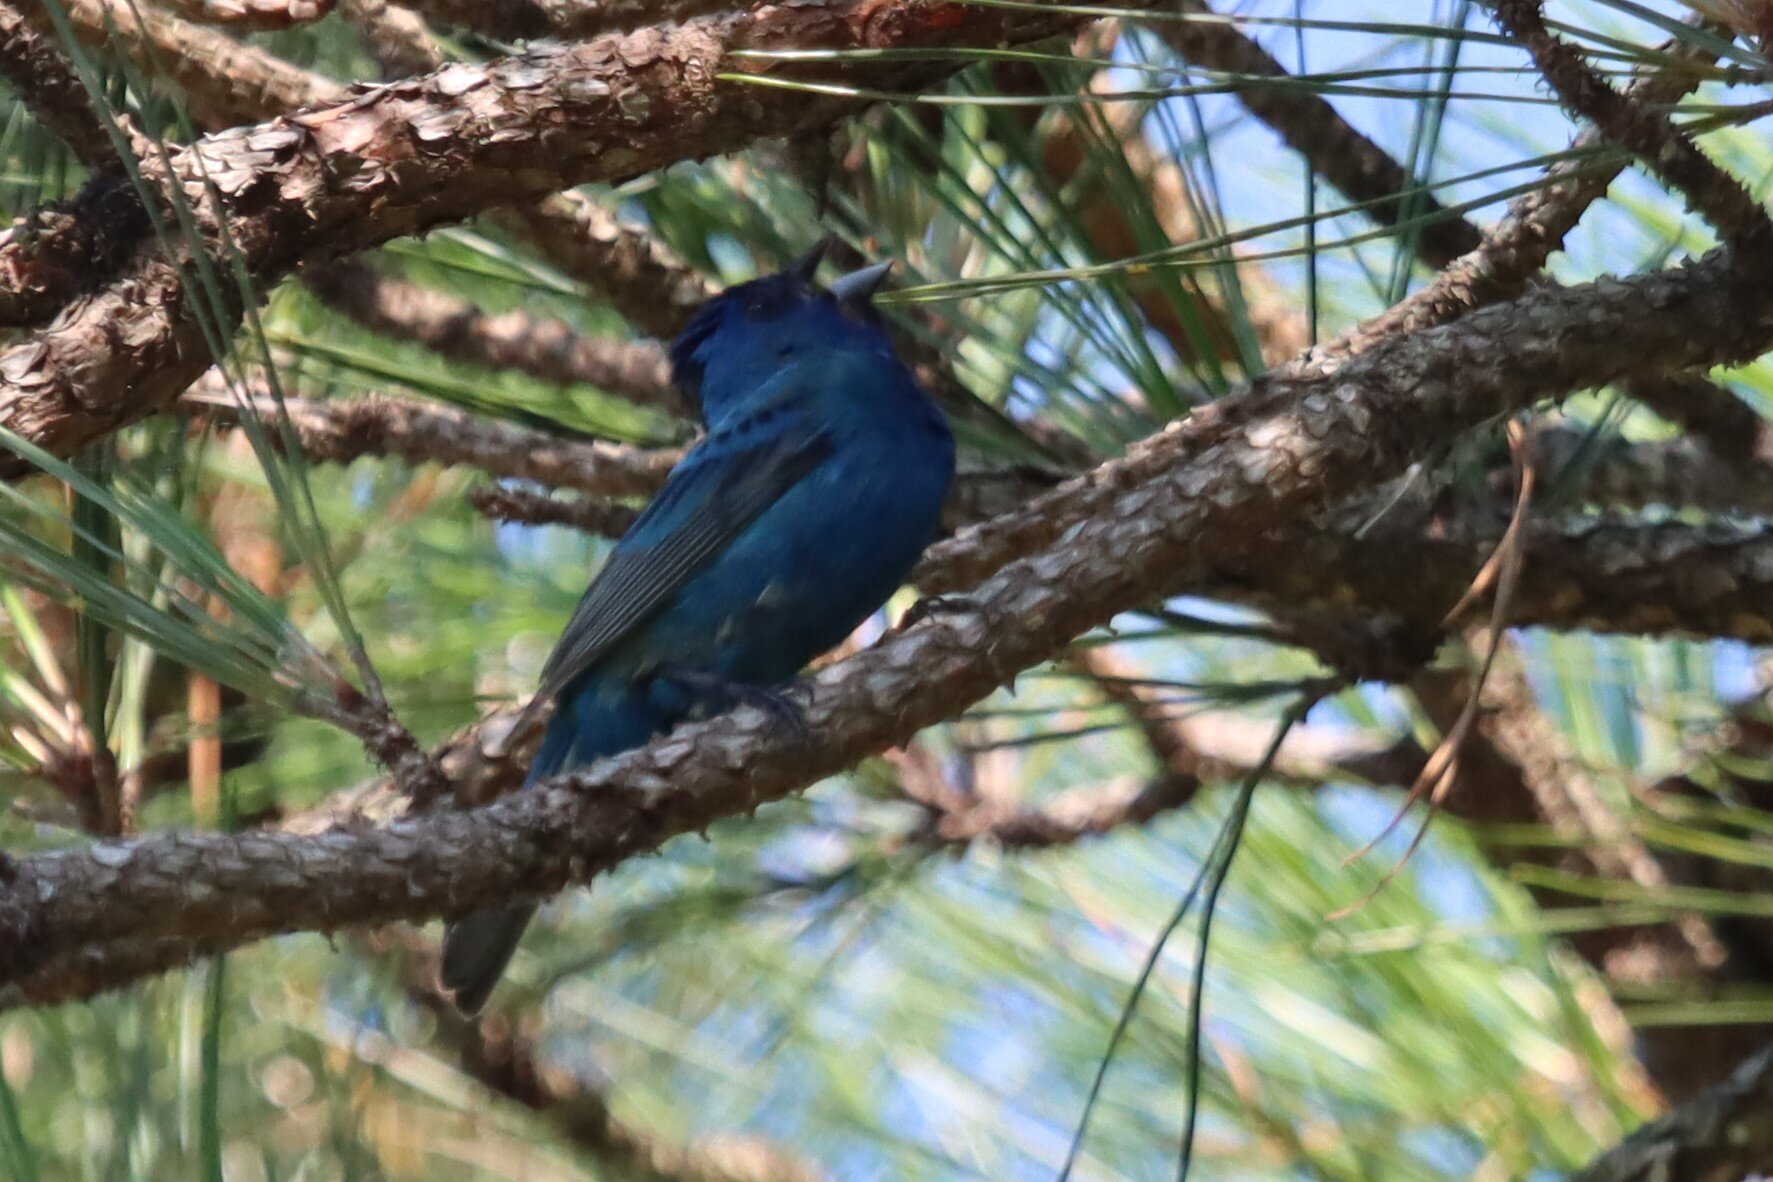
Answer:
1491, 0, 1773, 253
469, 485, 640, 537
305, 261, 682, 414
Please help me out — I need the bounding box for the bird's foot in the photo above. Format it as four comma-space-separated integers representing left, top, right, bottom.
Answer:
901, 593, 976, 630
651, 666, 809, 743
900, 593, 1018, 692
903, 592, 1006, 637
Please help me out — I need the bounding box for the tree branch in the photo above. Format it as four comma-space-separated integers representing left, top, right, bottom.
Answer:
490, 191, 717, 343
1323, 14, 1724, 357
7, 243, 1773, 1008
1490, 0, 1771, 253
0, 0, 1116, 463
181, 378, 681, 497
397, 0, 732, 43
0, 0, 120, 167
1573, 1043, 1773, 1182
25, 0, 338, 126
159, 0, 333, 29
1152, 0, 1483, 270
303, 260, 681, 412
469, 483, 640, 535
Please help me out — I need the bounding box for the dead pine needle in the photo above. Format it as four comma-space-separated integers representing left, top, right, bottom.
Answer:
1331, 419, 1536, 920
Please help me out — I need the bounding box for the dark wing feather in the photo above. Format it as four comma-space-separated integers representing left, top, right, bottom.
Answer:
521, 410, 832, 720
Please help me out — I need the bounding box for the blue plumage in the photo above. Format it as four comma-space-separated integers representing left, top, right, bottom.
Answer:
440, 253, 956, 1013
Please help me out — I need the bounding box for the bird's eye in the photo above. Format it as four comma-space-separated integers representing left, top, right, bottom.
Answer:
777, 345, 793, 359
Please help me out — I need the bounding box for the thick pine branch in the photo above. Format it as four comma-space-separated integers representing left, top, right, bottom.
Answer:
6, 243, 1773, 1007
0, 0, 1116, 462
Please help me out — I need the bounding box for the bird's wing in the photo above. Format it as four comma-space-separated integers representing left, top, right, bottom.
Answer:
521, 388, 832, 722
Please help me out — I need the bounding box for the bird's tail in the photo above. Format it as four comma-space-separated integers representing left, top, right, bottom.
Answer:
441, 678, 668, 1013
440, 680, 660, 1014
441, 902, 536, 1015
439, 701, 581, 1015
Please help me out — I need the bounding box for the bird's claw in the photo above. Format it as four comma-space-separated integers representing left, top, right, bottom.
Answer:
735, 684, 810, 744
902, 593, 979, 630
652, 665, 808, 743
901, 594, 1019, 692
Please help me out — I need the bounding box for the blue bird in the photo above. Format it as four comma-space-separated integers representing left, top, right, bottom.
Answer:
441, 247, 956, 1013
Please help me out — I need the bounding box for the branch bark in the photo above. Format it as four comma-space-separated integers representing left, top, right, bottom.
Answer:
0, 0, 120, 167
397, 0, 732, 42
0, 0, 1116, 463
7, 243, 1773, 1008
303, 260, 681, 412
1154, 0, 1483, 270
1573, 1043, 1773, 1182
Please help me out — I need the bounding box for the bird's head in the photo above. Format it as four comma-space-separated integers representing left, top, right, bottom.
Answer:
669, 241, 897, 425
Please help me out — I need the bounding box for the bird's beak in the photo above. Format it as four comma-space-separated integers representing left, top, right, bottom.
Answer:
829, 260, 893, 309
791, 237, 832, 283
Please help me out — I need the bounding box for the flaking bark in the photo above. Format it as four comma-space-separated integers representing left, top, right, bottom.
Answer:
0, 0, 1122, 462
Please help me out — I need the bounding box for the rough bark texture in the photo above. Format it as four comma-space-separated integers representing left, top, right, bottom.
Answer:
0, 0, 1110, 462
304, 260, 681, 411
7, 243, 1773, 1007
0, 0, 120, 167
398, 0, 733, 42
22, 0, 340, 126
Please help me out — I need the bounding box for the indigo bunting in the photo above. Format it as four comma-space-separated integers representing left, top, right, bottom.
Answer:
441, 247, 956, 1013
